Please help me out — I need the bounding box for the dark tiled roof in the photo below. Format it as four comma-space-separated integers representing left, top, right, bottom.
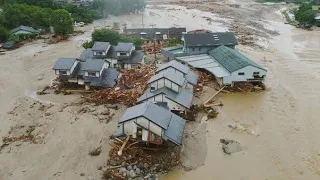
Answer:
118, 102, 186, 145
53, 58, 77, 70
92, 42, 110, 51
183, 32, 238, 47
79, 49, 93, 60
148, 69, 186, 86
156, 60, 190, 74
114, 43, 134, 52
208, 46, 266, 73
2, 41, 15, 49
10, 26, 39, 34
80, 59, 105, 72
84, 68, 119, 88
138, 87, 193, 109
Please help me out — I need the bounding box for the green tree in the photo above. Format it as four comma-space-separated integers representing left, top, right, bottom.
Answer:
92, 28, 121, 45
50, 9, 73, 35
297, 9, 316, 24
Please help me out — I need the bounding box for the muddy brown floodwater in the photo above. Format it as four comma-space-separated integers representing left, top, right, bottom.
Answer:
0, 0, 319, 179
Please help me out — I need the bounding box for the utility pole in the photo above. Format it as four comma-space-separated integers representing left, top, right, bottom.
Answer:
150, 24, 157, 65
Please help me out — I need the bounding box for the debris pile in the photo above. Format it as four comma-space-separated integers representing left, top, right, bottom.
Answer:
103, 138, 180, 179
84, 66, 155, 106
141, 40, 164, 55
224, 82, 266, 92
2, 135, 37, 143
195, 70, 216, 92
180, 104, 219, 121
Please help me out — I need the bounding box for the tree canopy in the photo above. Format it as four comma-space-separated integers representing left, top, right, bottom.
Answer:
85, 28, 144, 50
294, 2, 316, 24
50, 9, 73, 35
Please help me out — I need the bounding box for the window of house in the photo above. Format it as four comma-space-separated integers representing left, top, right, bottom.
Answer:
150, 86, 156, 92
120, 52, 127, 56
192, 48, 195, 51
60, 70, 67, 75
238, 72, 245, 76
198, 47, 201, 51
253, 72, 260, 75
88, 72, 96, 77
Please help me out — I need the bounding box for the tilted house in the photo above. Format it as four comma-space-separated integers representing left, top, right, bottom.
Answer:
53, 58, 118, 89
137, 62, 198, 113
116, 102, 186, 145
81, 42, 145, 69
176, 46, 267, 86
156, 60, 199, 87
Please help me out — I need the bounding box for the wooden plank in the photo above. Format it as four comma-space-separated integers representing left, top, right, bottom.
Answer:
204, 85, 226, 104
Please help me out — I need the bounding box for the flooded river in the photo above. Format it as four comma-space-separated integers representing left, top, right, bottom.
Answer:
101, 3, 320, 180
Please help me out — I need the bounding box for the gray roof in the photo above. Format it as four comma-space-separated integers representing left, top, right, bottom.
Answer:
156, 60, 190, 74
10, 26, 39, 34
114, 43, 134, 52
138, 87, 194, 108
148, 69, 186, 86
80, 59, 105, 72
120, 51, 145, 64
119, 102, 172, 129
183, 32, 238, 47
80, 48, 93, 60
208, 46, 266, 73
118, 102, 186, 145
92, 42, 110, 52
84, 68, 119, 88
53, 58, 77, 70
163, 113, 186, 145
2, 41, 15, 49
185, 71, 199, 85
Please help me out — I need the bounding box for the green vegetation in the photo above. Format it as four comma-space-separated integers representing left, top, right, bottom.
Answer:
84, 28, 144, 50
294, 2, 317, 24
163, 38, 182, 48
0, 0, 147, 42
50, 9, 73, 35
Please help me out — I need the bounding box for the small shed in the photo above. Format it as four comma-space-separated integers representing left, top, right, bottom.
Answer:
117, 102, 186, 145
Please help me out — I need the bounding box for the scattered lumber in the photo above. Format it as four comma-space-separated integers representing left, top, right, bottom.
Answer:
117, 136, 130, 156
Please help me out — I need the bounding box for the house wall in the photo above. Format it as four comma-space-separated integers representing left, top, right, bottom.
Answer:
106, 58, 118, 68
85, 71, 99, 77
164, 79, 180, 93
186, 46, 212, 55
99, 62, 108, 76
136, 117, 162, 137
223, 66, 267, 85
123, 120, 137, 138
166, 98, 187, 112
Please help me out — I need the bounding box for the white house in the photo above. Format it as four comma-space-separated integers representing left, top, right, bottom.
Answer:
53, 58, 78, 76
176, 45, 267, 86
116, 102, 186, 145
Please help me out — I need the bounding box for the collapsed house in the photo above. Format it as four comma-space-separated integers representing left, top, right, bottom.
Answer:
137, 60, 198, 113
115, 102, 186, 145
80, 42, 146, 69
53, 58, 119, 89
162, 32, 267, 86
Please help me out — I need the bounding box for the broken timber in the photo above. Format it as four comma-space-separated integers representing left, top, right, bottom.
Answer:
117, 136, 130, 156
204, 85, 226, 105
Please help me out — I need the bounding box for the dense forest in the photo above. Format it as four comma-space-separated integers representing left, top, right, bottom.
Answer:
0, 0, 146, 41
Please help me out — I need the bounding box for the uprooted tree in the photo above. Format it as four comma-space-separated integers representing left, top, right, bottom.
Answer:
50, 9, 73, 35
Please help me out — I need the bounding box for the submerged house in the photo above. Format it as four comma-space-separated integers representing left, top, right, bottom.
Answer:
80, 42, 146, 69
53, 58, 118, 89
137, 61, 198, 113
116, 102, 186, 145
176, 46, 267, 86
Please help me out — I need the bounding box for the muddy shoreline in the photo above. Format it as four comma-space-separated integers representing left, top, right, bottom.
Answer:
1, 0, 320, 180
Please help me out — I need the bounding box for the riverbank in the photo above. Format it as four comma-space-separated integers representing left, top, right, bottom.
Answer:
0, 0, 320, 179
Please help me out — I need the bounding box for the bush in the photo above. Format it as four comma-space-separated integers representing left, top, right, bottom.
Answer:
8, 34, 20, 42
82, 41, 94, 49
